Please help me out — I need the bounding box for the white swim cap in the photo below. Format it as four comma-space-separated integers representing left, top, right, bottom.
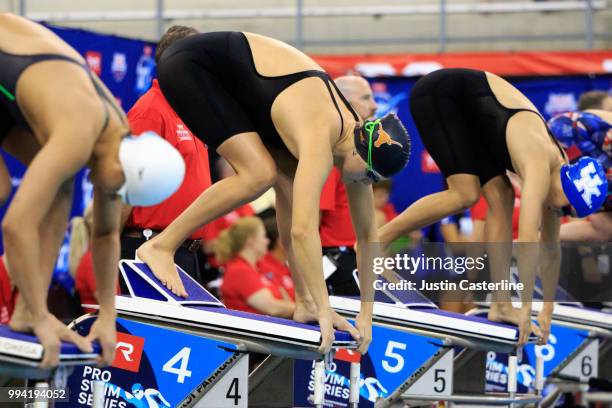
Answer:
117, 132, 185, 206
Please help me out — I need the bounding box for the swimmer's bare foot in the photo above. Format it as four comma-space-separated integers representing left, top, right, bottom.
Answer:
293, 298, 318, 323
9, 296, 33, 332
488, 302, 541, 344
136, 239, 187, 298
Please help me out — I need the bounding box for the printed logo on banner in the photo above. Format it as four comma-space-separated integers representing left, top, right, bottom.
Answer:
372, 82, 408, 117
85, 51, 102, 76
421, 151, 440, 173
336, 348, 361, 364
401, 62, 443, 77
111, 52, 128, 83
544, 93, 577, 116
135, 45, 155, 96
176, 124, 192, 141
112, 332, 145, 372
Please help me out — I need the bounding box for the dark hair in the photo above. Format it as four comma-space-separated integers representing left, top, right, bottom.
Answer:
578, 90, 611, 110
373, 179, 393, 192
261, 211, 279, 251
155, 25, 199, 64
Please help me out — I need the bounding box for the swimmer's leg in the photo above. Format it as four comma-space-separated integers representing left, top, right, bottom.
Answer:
137, 132, 277, 296
378, 173, 481, 243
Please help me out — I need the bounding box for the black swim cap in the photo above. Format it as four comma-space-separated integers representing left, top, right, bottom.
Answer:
354, 113, 411, 178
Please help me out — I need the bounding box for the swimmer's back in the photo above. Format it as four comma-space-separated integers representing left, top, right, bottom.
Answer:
0, 14, 83, 62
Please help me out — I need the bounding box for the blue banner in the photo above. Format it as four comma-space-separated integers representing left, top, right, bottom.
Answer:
294, 320, 441, 407
59, 316, 238, 407
486, 323, 589, 393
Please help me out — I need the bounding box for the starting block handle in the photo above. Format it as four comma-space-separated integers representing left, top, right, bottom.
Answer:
314, 360, 325, 408
535, 354, 544, 394
92, 381, 106, 408
349, 362, 360, 405
508, 355, 518, 395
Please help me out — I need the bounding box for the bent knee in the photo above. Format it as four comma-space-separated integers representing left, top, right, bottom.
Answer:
241, 162, 277, 195
451, 186, 480, 209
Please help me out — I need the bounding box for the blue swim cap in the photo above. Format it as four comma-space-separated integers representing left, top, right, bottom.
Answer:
560, 157, 608, 217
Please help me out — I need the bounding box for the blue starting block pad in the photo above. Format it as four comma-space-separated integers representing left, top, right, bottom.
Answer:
0, 324, 100, 380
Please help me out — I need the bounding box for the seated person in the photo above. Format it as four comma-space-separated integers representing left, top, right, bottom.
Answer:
373, 180, 398, 228
218, 217, 294, 317
72, 205, 120, 313
258, 213, 295, 301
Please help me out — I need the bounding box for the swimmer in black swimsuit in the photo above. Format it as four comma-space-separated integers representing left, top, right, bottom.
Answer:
0, 14, 181, 368
136, 31, 411, 354
378, 68, 608, 345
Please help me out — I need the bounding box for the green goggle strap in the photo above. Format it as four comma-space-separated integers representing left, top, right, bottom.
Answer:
364, 119, 381, 171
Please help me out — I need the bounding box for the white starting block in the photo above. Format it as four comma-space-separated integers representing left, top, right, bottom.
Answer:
330, 292, 541, 408
78, 259, 361, 408
471, 301, 612, 405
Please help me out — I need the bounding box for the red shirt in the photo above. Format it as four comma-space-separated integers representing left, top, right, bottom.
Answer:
203, 205, 255, 241
471, 187, 521, 240
221, 256, 282, 314
320, 168, 356, 247
257, 252, 295, 300
126, 80, 212, 239
0, 257, 15, 324
203, 205, 255, 268
75, 251, 120, 313
382, 203, 398, 222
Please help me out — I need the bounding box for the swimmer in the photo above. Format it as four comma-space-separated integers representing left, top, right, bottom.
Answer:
0, 14, 184, 367
136, 31, 411, 353
378, 68, 608, 344
548, 99, 612, 243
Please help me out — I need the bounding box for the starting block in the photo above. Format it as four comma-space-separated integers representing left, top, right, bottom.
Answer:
66, 259, 360, 408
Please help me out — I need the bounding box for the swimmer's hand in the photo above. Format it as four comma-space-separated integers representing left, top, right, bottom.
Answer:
86, 313, 117, 367
29, 313, 93, 368
354, 311, 372, 354
518, 307, 541, 345
535, 304, 553, 345
321, 309, 360, 354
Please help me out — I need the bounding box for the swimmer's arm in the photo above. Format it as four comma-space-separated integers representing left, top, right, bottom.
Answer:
91, 187, 122, 317
291, 142, 333, 313
345, 182, 377, 312
247, 289, 295, 318
539, 207, 561, 309
515, 159, 550, 310
2, 133, 92, 321
560, 213, 612, 242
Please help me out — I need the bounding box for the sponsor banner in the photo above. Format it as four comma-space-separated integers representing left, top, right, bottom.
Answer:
313, 51, 612, 78
294, 320, 440, 407
486, 323, 590, 394
58, 317, 238, 408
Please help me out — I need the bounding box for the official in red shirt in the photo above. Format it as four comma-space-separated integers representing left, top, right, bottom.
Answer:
258, 213, 295, 300
121, 26, 213, 284
319, 76, 379, 295
0, 256, 15, 324
218, 217, 294, 317
75, 251, 121, 314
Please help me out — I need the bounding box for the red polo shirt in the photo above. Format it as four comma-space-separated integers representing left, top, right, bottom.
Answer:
0, 257, 14, 324
75, 250, 121, 314
471, 187, 521, 240
257, 252, 295, 300
221, 256, 283, 314
126, 80, 212, 239
320, 168, 356, 247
